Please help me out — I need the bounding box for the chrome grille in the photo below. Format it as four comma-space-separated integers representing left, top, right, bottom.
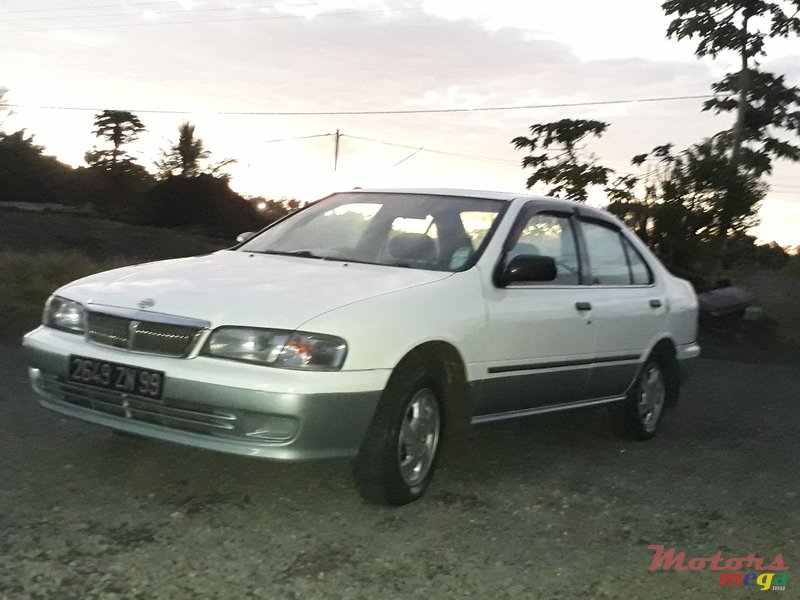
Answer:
86, 313, 129, 349
86, 311, 203, 357
37, 373, 237, 435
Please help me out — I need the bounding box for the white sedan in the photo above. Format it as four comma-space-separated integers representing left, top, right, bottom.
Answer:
23, 189, 700, 505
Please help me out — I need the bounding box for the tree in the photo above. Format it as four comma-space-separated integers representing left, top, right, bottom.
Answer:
511, 119, 613, 202
0, 129, 88, 206
86, 110, 146, 170
662, 0, 800, 280
84, 110, 151, 210
156, 121, 210, 177
249, 196, 304, 223
139, 174, 266, 236
606, 138, 766, 275
606, 145, 677, 246
705, 69, 800, 173
0, 87, 11, 132
155, 121, 236, 180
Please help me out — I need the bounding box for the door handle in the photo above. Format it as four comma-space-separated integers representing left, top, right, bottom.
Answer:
575, 301, 592, 311
649, 299, 662, 308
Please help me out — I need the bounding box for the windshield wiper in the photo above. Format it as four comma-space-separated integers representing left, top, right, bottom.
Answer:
255, 249, 323, 259
321, 256, 378, 265
254, 250, 403, 268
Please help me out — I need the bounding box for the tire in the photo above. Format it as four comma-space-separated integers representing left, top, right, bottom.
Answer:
352, 360, 443, 506
610, 357, 668, 441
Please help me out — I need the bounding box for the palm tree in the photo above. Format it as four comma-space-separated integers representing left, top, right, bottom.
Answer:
90, 110, 145, 169
156, 121, 235, 179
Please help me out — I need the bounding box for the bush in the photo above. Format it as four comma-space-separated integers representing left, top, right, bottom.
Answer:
134, 175, 268, 238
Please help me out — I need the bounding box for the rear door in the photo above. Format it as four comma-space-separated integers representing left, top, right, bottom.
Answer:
576, 217, 667, 399
478, 204, 597, 416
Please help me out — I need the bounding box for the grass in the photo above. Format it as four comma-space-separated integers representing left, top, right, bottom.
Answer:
0, 208, 228, 261
721, 260, 800, 343
0, 251, 135, 342
0, 208, 230, 343
696, 259, 800, 364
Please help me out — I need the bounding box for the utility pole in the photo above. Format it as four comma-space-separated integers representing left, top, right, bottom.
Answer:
334, 129, 341, 171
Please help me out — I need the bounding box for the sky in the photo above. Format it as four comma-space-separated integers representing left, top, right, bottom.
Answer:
2, 0, 799, 246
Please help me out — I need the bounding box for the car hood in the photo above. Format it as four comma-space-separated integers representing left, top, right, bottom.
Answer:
60, 250, 452, 330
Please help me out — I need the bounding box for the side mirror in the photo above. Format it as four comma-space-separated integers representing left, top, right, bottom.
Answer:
496, 254, 557, 286
236, 231, 256, 244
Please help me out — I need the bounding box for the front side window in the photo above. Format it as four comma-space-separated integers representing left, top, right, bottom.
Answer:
505, 212, 580, 285
239, 193, 504, 272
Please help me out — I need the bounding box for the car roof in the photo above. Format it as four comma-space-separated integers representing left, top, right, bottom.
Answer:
346, 188, 616, 221
349, 188, 524, 201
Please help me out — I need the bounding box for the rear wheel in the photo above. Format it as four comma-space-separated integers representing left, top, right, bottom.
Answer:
352, 361, 443, 505
610, 358, 667, 440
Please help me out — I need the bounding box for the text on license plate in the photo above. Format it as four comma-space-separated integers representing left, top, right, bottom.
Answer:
68, 355, 164, 399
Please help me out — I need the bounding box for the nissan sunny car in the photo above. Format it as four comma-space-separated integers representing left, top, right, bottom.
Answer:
23, 189, 700, 505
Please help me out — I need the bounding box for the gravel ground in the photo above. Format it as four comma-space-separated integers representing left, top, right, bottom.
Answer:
1, 347, 798, 599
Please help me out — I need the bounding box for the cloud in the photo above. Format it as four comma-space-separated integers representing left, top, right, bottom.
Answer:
764, 55, 800, 84
6, 6, 717, 116
3, 0, 797, 243
2, 7, 723, 183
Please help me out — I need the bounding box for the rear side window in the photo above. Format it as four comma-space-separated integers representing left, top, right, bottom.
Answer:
623, 237, 654, 285
581, 220, 653, 285
581, 220, 631, 285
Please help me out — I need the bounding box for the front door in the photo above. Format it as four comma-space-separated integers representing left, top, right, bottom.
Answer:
477, 207, 597, 416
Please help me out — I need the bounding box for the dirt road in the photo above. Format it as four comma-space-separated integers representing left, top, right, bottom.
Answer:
1, 347, 797, 599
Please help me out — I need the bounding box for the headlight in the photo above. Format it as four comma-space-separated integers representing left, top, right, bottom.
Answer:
43, 296, 86, 333
202, 327, 347, 371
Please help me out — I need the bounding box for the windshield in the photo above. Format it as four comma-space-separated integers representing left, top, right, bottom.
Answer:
238, 192, 506, 272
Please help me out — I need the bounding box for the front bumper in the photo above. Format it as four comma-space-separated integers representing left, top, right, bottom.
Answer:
23, 327, 387, 460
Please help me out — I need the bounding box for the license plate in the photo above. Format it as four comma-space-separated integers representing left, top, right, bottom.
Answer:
68, 355, 164, 399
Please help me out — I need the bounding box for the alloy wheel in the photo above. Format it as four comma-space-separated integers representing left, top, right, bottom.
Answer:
637, 363, 666, 433
397, 388, 440, 487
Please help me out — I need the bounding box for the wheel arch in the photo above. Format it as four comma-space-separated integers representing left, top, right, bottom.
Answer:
391, 341, 472, 454
645, 336, 680, 407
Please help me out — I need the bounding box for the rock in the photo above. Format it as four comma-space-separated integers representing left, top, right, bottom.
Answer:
744, 306, 765, 321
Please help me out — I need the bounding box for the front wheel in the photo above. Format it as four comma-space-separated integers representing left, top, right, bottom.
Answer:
352, 362, 443, 506
610, 358, 667, 440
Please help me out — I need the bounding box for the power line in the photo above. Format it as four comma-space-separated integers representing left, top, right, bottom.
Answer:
256, 130, 519, 168
2, 1, 191, 15
2, 0, 180, 12
0, 0, 328, 13
342, 134, 436, 150
8, 94, 714, 117
2, 6, 418, 32
8, 104, 192, 114
224, 94, 714, 115
391, 147, 424, 168
2, 1, 326, 22
342, 134, 519, 166
264, 133, 333, 143
4, 6, 246, 22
